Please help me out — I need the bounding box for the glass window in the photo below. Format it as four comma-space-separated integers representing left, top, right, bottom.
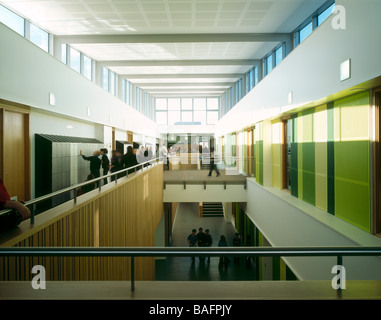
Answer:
318, 3, 335, 25
83, 55, 92, 80
0, 5, 24, 36
122, 79, 127, 102
30, 23, 49, 52
207, 111, 218, 125
266, 55, 273, 74
207, 98, 219, 110
102, 68, 109, 91
168, 111, 181, 125
253, 67, 258, 86
299, 22, 313, 43
181, 98, 192, 110
275, 46, 283, 66
168, 98, 180, 110
109, 71, 116, 95
156, 98, 167, 110
61, 44, 67, 64
70, 47, 80, 73
181, 111, 192, 123
156, 111, 167, 125
194, 98, 206, 110
194, 110, 206, 125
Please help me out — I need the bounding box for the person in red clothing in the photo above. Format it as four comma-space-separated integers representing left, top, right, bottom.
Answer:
0, 180, 30, 232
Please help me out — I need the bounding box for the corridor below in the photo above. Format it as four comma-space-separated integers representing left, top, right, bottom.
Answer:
155, 203, 257, 281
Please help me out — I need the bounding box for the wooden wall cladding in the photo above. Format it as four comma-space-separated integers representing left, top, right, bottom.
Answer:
0, 164, 164, 281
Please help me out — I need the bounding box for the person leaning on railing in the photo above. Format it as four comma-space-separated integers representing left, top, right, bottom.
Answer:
0, 179, 30, 233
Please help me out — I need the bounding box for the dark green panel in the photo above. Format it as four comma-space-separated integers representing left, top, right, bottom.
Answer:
286, 265, 298, 281
327, 102, 335, 215
290, 116, 298, 197
272, 256, 280, 281
302, 142, 315, 205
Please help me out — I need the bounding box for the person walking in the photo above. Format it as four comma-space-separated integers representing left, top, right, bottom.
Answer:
80, 150, 101, 187
208, 147, 220, 177
187, 229, 198, 262
204, 229, 213, 262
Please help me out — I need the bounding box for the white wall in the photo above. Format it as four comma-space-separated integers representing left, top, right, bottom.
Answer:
215, 0, 381, 136
163, 184, 247, 203
0, 22, 160, 139
246, 179, 381, 280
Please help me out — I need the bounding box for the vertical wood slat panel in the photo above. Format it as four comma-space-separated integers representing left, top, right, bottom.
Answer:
0, 164, 163, 281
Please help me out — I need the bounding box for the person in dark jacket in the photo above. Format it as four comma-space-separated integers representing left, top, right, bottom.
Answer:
100, 148, 109, 185
208, 147, 220, 177
218, 235, 230, 267
232, 233, 241, 264
204, 229, 213, 262
123, 146, 138, 175
76, 174, 96, 197
0, 179, 30, 232
80, 150, 101, 186
197, 227, 207, 261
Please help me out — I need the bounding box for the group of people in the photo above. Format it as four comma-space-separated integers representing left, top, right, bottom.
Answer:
187, 229, 246, 268
79, 145, 157, 193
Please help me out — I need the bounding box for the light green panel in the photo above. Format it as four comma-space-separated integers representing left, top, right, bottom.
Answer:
334, 91, 371, 233
272, 121, 282, 189
314, 105, 328, 211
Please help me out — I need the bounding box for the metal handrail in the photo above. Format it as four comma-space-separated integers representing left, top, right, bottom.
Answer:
0, 157, 161, 222
1, 246, 380, 292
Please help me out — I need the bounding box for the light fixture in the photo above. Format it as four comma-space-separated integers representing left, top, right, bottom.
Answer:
49, 93, 55, 106
87, 107, 91, 117
340, 59, 351, 81
288, 91, 293, 104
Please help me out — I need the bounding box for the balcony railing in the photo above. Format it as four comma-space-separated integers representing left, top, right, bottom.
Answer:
1, 246, 380, 292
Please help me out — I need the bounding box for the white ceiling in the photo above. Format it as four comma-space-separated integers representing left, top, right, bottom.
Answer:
1, 0, 327, 97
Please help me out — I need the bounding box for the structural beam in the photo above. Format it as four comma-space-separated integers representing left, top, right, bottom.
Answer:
121, 73, 243, 79
99, 59, 257, 67
136, 82, 232, 88
146, 88, 225, 93
56, 33, 291, 44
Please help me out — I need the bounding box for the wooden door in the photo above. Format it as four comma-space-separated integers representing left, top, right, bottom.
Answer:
374, 89, 381, 237
0, 108, 30, 201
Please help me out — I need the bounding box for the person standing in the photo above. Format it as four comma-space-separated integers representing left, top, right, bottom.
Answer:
218, 235, 230, 267
100, 148, 109, 185
80, 150, 101, 187
197, 227, 207, 261
208, 147, 220, 177
122, 146, 138, 175
204, 229, 213, 262
232, 233, 241, 264
187, 229, 198, 262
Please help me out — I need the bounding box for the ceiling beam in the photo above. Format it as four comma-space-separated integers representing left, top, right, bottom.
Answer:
120, 73, 244, 79
146, 88, 225, 93
56, 33, 290, 44
136, 82, 232, 88
100, 59, 257, 67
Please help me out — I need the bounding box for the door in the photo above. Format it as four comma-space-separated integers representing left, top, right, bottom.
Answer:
0, 108, 30, 201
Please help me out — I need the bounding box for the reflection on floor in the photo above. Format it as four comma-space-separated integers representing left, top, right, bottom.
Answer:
155, 203, 256, 281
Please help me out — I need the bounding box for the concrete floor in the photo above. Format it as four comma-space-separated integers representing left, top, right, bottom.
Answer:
155, 203, 256, 281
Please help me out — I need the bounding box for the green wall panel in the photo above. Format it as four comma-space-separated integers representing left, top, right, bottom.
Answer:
290, 116, 298, 197
334, 92, 371, 233
302, 142, 316, 205
327, 102, 335, 215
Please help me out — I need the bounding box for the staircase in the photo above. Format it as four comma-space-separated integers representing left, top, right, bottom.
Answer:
202, 202, 224, 217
